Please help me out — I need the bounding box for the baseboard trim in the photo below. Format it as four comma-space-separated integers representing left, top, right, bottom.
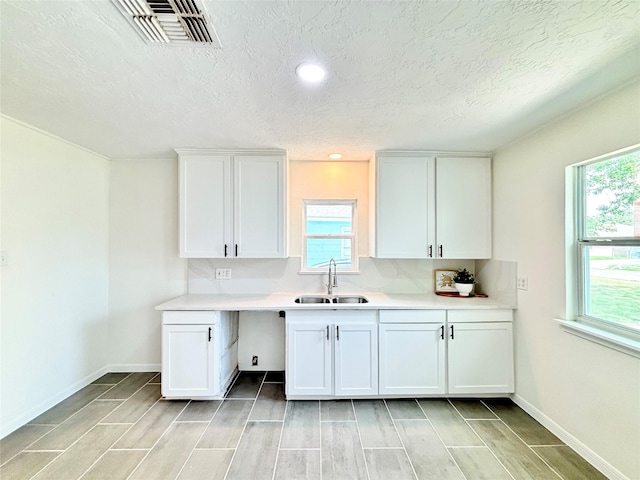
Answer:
107, 363, 161, 373
511, 393, 628, 480
0, 365, 110, 439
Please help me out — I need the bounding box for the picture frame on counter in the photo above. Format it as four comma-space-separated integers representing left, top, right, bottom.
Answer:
434, 269, 457, 293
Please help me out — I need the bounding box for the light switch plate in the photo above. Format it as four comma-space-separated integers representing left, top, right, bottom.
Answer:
517, 277, 528, 290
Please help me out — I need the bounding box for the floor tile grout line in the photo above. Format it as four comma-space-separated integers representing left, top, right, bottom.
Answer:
121, 397, 192, 480
450, 399, 516, 480
383, 399, 419, 480
270, 393, 290, 480
219, 371, 266, 480
479, 400, 563, 480
414, 399, 469, 480
351, 400, 372, 480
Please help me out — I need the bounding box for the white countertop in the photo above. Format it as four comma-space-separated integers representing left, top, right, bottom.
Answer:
155, 292, 513, 311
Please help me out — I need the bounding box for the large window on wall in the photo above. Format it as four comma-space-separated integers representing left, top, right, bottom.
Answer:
574, 146, 640, 342
302, 200, 357, 272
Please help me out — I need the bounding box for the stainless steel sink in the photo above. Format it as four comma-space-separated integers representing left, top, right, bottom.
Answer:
294, 295, 331, 304
332, 295, 369, 304
294, 295, 369, 304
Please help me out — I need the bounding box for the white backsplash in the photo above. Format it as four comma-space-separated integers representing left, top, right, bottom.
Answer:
188, 257, 476, 295
475, 259, 517, 308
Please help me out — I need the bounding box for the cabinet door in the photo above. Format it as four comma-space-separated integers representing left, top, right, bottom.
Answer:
162, 324, 217, 398
234, 155, 286, 258
379, 323, 446, 395
435, 157, 491, 259
179, 155, 232, 258
374, 156, 436, 258
286, 322, 332, 397
334, 323, 378, 396
447, 322, 514, 394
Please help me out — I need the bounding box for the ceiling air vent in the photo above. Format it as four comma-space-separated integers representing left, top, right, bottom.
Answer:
112, 0, 221, 46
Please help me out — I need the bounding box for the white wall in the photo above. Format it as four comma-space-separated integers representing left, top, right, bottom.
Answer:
0, 116, 110, 436
493, 81, 640, 479
108, 159, 186, 370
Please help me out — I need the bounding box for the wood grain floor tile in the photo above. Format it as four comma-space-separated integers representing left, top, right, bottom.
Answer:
364, 448, 416, 480
177, 449, 234, 480
418, 399, 483, 446
32, 424, 128, 480
129, 422, 208, 480
101, 384, 161, 424
226, 371, 265, 399
81, 450, 148, 480
483, 399, 563, 446
28, 384, 112, 425
532, 445, 608, 480
177, 400, 222, 422
320, 400, 355, 421
280, 400, 321, 448
448, 447, 513, 480
321, 421, 368, 480
395, 420, 465, 480
91, 373, 131, 385
249, 383, 286, 421
353, 400, 402, 448
98, 372, 157, 400
469, 420, 560, 479
225, 421, 282, 480
113, 400, 188, 449
197, 400, 253, 449
449, 399, 498, 420
274, 449, 321, 480
386, 399, 426, 420
27, 400, 122, 451
0, 452, 60, 480
0, 424, 54, 464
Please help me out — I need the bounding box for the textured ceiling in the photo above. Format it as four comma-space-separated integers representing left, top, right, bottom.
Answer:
1, 0, 639, 160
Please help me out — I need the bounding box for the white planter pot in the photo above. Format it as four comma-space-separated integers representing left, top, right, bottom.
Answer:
454, 283, 474, 296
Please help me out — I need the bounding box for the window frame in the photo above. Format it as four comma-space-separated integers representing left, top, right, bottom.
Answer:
566, 144, 640, 352
301, 199, 358, 273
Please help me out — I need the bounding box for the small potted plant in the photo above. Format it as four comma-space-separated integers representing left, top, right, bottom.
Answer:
453, 268, 475, 296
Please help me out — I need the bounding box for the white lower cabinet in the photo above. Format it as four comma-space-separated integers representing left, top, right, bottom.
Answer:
285, 310, 378, 398
378, 310, 446, 395
162, 311, 239, 399
447, 310, 515, 394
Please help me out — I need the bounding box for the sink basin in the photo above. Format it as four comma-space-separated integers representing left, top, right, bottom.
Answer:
294, 295, 369, 304
332, 295, 369, 304
294, 295, 331, 304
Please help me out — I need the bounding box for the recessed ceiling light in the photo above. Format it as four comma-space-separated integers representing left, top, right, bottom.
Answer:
296, 62, 326, 83
328, 153, 343, 160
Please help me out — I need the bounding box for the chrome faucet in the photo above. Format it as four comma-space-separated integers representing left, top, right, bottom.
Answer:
327, 258, 338, 295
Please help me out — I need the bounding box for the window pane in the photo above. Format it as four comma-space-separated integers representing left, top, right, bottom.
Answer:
306, 238, 352, 269
584, 152, 640, 238
584, 245, 640, 329
306, 204, 353, 235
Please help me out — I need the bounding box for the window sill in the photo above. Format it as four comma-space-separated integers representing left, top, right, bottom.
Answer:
555, 318, 640, 359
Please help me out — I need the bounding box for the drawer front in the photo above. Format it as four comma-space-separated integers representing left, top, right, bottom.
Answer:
286, 310, 377, 323
379, 309, 446, 323
163, 310, 219, 325
447, 309, 513, 323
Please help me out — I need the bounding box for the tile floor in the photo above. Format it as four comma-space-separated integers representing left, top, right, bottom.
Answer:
0, 371, 606, 480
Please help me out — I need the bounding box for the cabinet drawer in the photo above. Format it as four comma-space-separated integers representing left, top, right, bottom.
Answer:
163, 311, 219, 325
379, 309, 446, 323
447, 309, 512, 323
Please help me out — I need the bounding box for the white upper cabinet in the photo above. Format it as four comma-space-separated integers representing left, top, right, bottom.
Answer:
436, 156, 492, 259
372, 155, 436, 258
178, 149, 287, 258
372, 152, 491, 259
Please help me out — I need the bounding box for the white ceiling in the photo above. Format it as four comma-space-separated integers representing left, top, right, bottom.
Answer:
1, 0, 639, 161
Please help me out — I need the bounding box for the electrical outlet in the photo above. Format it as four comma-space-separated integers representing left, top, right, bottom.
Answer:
252, 355, 258, 366
215, 268, 232, 279
0, 250, 7, 267
517, 277, 528, 290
